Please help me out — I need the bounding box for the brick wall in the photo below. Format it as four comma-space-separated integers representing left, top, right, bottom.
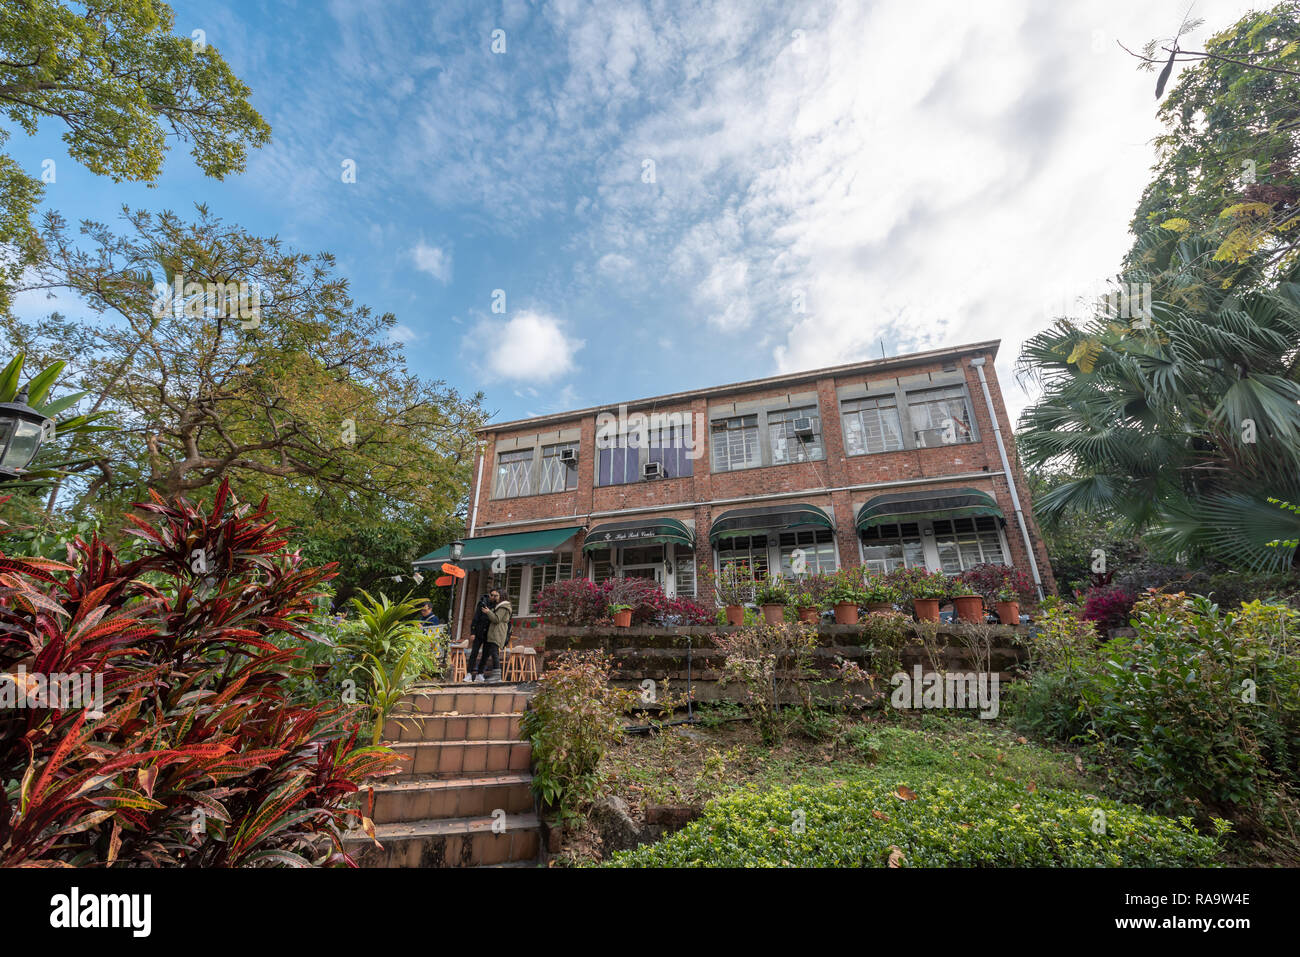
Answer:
452, 344, 1055, 637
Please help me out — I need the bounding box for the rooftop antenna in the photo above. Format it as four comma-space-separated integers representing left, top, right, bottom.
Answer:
879, 339, 887, 359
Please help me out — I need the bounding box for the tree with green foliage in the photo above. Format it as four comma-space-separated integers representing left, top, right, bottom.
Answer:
0, 0, 271, 313
1018, 224, 1300, 571
3, 205, 486, 533
1128, 3, 1300, 273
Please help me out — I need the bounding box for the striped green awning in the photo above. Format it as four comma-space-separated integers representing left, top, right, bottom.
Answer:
582, 518, 694, 552
709, 503, 833, 543
414, 526, 582, 569
856, 488, 1002, 532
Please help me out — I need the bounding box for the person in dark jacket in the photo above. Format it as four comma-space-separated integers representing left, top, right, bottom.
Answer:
465, 591, 495, 682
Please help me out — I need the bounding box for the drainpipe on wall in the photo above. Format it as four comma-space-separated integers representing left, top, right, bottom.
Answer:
969, 357, 1045, 600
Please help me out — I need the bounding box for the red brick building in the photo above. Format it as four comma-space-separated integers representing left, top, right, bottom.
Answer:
419, 340, 1054, 640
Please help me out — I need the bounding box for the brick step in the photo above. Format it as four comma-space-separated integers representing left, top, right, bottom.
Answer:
383, 711, 523, 743
387, 739, 531, 778
399, 687, 530, 715
345, 813, 541, 868
366, 772, 534, 824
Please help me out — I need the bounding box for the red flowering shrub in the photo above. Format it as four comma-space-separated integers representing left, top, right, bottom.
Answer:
534, 577, 713, 626
959, 564, 1035, 605
0, 482, 401, 867
1079, 583, 1138, 631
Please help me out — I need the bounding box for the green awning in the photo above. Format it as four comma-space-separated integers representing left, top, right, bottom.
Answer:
709, 504, 833, 542
856, 488, 1003, 532
582, 518, 694, 552
414, 526, 582, 569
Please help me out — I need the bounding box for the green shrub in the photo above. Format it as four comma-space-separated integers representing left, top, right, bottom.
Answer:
1080, 594, 1300, 825
520, 652, 637, 821
606, 778, 1222, 867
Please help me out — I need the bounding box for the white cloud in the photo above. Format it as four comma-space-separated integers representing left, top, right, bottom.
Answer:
412, 241, 452, 283
388, 323, 420, 344
466, 309, 584, 383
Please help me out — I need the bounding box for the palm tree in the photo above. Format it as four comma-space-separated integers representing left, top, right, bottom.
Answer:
1016, 226, 1300, 571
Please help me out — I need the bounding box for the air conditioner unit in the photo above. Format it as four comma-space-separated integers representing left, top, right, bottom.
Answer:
642, 460, 664, 479
558, 447, 578, 464
792, 416, 816, 437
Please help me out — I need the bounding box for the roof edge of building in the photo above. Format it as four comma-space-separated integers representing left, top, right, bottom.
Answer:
477, 339, 1000, 435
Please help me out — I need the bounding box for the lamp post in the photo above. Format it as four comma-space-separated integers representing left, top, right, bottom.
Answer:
447, 540, 466, 643
0, 389, 52, 480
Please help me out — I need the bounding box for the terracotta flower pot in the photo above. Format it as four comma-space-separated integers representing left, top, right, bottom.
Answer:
953, 595, 984, 623
996, 601, 1020, 625
725, 604, 745, 626
613, 609, 633, 628
913, 598, 941, 622
796, 605, 819, 624
761, 604, 786, 625
833, 602, 860, 625
867, 601, 895, 615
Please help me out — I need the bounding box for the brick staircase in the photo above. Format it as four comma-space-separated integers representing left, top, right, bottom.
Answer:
344, 684, 541, 867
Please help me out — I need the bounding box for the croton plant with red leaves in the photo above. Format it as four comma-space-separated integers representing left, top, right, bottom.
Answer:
0, 481, 402, 867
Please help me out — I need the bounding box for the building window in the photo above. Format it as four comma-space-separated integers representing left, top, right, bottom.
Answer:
860, 522, 925, 573
908, 386, 975, 448
597, 422, 694, 486
674, 548, 697, 597
715, 535, 769, 599
492, 448, 534, 498
767, 407, 825, 465
777, 528, 838, 577
589, 548, 616, 584
933, 516, 1006, 573
529, 552, 574, 608
539, 442, 578, 494
842, 396, 903, 455
710, 414, 761, 472
488, 565, 525, 611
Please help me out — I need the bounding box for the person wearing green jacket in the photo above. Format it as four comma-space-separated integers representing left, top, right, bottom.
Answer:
468, 588, 511, 682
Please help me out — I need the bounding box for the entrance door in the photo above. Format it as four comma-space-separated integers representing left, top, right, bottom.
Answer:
620, 544, 665, 589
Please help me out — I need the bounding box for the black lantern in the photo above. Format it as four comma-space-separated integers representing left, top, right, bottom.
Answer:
0, 389, 51, 479
449, 539, 466, 561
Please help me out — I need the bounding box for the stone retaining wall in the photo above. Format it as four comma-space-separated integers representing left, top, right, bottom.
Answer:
536, 622, 1029, 704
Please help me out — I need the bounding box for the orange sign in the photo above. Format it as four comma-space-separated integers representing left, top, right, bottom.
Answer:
434, 575, 454, 587
441, 563, 466, 579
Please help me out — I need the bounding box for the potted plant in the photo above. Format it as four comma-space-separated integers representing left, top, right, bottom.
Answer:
994, 586, 1021, 625
790, 573, 826, 623
608, 603, 634, 628
862, 575, 903, 615
824, 572, 865, 625
951, 585, 985, 623
714, 562, 755, 626
906, 572, 950, 622
755, 577, 791, 625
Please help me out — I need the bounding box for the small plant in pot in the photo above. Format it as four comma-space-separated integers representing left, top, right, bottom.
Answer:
790, 573, 828, 623
862, 575, 903, 615
994, 586, 1021, 625
755, 577, 791, 625
714, 562, 756, 626
951, 585, 985, 623
905, 571, 950, 622
824, 572, 866, 625
608, 603, 634, 627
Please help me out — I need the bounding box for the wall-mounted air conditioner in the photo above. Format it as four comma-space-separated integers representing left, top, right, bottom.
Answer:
642, 460, 664, 479
559, 447, 578, 464
792, 416, 816, 437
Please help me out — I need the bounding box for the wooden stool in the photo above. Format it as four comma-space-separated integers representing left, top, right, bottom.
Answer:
512, 646, 538, 682
448, 641, 469, 683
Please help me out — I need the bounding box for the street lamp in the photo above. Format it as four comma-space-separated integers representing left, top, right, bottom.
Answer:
450, 539, 465, 561
0, 390, 51, 479
447, 539, 466, 648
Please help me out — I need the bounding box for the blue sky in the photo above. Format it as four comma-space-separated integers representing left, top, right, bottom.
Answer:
6, 0, 1259, 424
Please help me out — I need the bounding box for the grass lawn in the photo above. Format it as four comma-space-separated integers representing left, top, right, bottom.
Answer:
549, 709, 1228, 868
